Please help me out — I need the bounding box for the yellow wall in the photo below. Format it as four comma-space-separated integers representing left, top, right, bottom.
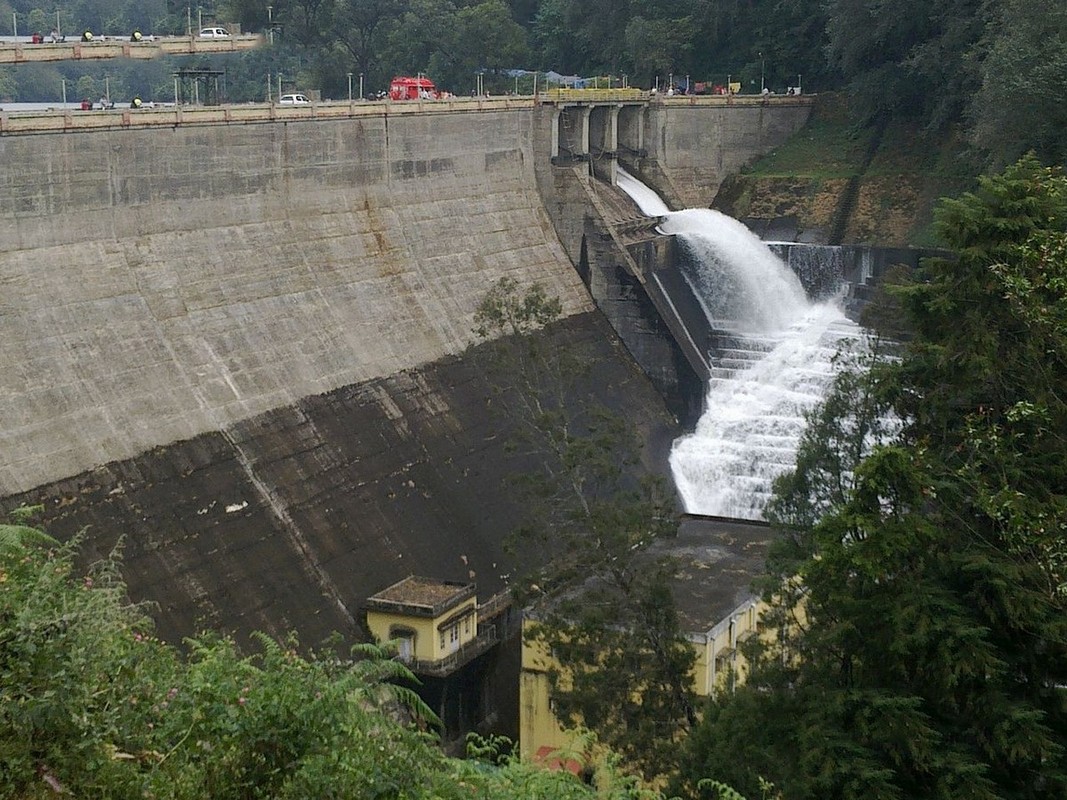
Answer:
519, 598, 770, 762
519, 621, 576, 761
366, 598, 477, 662
688, 599, 763, 696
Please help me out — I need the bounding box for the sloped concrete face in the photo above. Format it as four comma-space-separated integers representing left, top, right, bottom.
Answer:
0, 112, 591, 496
644, 100, 812, 208
0, 314, 677, 647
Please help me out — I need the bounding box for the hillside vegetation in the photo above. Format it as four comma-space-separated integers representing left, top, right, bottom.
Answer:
713, 94, 982, 247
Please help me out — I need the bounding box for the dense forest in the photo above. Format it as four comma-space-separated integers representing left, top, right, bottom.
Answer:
1, 0, 1065, 167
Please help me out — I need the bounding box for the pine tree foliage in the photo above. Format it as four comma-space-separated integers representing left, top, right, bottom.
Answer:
472, 278, 693, 781
0, 529, 658, 798
675, 156, 1067, 800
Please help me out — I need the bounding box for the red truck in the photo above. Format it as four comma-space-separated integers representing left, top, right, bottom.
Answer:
389, 76, 438, 100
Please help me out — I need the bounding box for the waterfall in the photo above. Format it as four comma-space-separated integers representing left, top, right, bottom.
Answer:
617, 169, 866, 519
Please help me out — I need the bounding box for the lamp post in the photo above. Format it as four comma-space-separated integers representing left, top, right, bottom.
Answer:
759, 51, 765, 92
12, 12, 16, 37
61, 78, 66, 105
267, 5, 273, 45
347, 72, 352, 101
359, 73, 363, 100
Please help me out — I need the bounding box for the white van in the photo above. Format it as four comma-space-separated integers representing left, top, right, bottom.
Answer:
279, 94, 310, 105
198, 27, 230, 38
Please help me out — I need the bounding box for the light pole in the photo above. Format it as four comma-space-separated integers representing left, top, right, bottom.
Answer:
347, 72, 352, 101
267, 5, 273, 45
359, 73, 363, 100
11, 12, 16, 38
61, 78, 66, 105
759, 51, 765, 92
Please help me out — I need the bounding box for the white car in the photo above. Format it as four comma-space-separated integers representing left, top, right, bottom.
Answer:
278, 94, 310, 105
198, 27, 230, 38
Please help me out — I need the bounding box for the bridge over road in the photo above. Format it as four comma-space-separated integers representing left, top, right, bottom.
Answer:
0, 33, 264, 64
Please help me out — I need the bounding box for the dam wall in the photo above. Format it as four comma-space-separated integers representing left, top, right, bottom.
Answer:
0, 99, 814, 649
0, 107, 679, 653
0, 108, 591, 497
641, 98, 813, 209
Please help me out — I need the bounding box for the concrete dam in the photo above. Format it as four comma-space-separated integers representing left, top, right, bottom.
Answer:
0, 97, 813, 651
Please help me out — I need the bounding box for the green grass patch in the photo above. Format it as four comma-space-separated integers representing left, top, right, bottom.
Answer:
743, 93, 873, 180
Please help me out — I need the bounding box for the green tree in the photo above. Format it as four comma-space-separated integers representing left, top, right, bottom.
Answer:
0, 524, 669, 798
824, 0, 987, 129
472, 278, 692, 781
968, 2, 1067, 173
676, 156, 1067, 800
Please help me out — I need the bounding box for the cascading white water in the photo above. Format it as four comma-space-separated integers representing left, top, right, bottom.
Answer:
617, 169, 865, 519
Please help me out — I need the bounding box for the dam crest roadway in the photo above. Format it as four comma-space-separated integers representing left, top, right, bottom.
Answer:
0, 90, 812, 136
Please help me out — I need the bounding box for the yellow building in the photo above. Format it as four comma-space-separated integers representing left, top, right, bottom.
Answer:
366, 575, 504, 677
365, 576, 516, 750
518, 515, 774, 762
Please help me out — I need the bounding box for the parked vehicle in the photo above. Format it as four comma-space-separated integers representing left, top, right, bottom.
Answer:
198, 27, 230, 38
278, 94, 310, 105
389, 76, 438, 100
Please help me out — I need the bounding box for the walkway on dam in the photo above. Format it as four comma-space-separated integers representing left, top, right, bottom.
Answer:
0, 93, 813, 136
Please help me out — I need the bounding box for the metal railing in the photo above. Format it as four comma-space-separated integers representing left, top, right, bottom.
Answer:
405, 624, 499, 677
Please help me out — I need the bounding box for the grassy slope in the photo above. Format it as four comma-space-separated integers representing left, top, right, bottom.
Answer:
714, 93, 980, 247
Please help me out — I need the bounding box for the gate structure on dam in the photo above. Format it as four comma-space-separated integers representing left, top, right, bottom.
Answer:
542, 88, 649, 187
